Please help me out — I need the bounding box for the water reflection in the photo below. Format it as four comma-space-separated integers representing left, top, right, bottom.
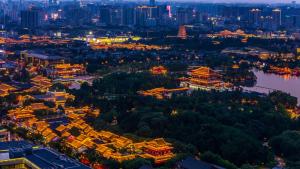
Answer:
243, 69, 300, 104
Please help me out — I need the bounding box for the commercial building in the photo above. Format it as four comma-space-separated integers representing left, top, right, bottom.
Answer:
21, 51, 64, 67
248, 9, 262, 27
21, 8, 42, 29
0, 141, 90, 169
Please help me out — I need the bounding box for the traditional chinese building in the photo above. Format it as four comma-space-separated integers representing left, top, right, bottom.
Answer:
138, 138, 175, 164
138, 87, 189, 99
33, 91, 75, 107
177, 25, 187, 39
0, 127, 10, 142
29, 75, 52, 92
0, 83, 16, 97
150, 66, 168, 75
47, 64, 86, 79
180, 66, 232, 91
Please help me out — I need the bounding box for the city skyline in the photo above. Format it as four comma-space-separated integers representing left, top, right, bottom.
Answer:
3, 0, 299, 4
158, 0, 300, 4
168, 0, 298, 3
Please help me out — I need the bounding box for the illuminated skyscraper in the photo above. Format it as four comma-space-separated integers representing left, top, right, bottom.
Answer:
21, 8, 42, 29
110, 6, 123, 26
99, 6, 111, 25
176, 8, 193, 25
272, 8, 282, 29
123, 7, 135, 25
49, 0, 59, 6
248, 8, 261, 27
150, 0, 155, 6
135, 6, 158, 27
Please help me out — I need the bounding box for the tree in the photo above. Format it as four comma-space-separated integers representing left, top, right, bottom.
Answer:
201, 151, 238, 169
44, 101, 56, 108
268, 91, 297, 108
270, 130, 300, 162
13, 68, 30, 82
122, 158, 152, 169
33, 109, 57, 119
69, 127, 81, 137
50, 83, 66, 92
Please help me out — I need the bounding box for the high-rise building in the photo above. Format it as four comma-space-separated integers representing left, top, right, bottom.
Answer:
135, 6, 158, 27
248, 8, 261, 27
261, 16, 273, 30
293, 15, 300, 28
150, 0, 155, 6
6, 3, 19, 22
64, 6, 89, 26
21, 8, 42, 29
176, 8, 193, 25
123, 7, 135, 26
49, 0, 59, 6
272, 8, 282, 29
99, 6, 111, 25
19, 0, 24, 10
110, 6, 123, 26
156, 5, 169, 25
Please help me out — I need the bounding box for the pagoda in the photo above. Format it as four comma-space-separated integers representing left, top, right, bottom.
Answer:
180, 66, 232, 91
48, 64, 86, 79
150, 66, 168, 75
177, 25, 187, 39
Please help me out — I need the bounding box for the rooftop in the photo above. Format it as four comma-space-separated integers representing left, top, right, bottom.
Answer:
25, 51, 64, 60
0, 141, 90, 169
178, 157, 225, 169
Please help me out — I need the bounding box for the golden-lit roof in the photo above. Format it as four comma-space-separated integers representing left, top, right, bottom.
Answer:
150, 66, 168, 75
82, 138, 95, 148
138, 87, 189, 99
143, 138, 173, 151
45, 132, 57, 142
68, 139, 83, 149
0, 83, 16, 92
190, 66, 221, 78
62, 131, 71, 138
29, 103, 49, 110
76, 134, 87, 141
96, 144, 109, 154
56, 124, 67, 133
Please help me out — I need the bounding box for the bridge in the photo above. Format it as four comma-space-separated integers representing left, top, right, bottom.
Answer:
242, 85, 278, 95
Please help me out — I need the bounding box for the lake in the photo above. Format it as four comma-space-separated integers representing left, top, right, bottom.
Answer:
243, 69, 300, 104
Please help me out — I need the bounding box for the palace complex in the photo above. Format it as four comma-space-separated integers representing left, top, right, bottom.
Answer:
1, 64, 175, 165
47, 64, 86, 79
90, 43, 168, 51
7, 98, 174, 164
180, 66, 232, 91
